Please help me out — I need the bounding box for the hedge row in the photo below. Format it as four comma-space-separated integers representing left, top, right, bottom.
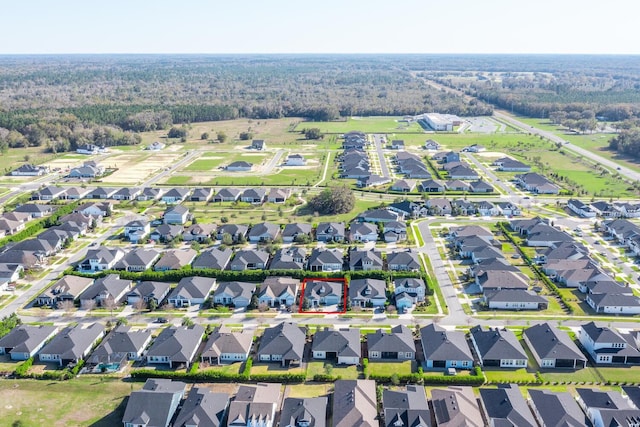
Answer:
130, 368, 305, 384
14, 358, 84, 380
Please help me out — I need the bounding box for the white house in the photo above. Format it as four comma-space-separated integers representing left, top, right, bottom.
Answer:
285, 154, 306, 166
578, 321, 640, 364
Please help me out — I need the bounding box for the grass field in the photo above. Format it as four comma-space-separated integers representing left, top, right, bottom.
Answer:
483, 367, 538, 383
367, 360, 414, 377
306, 361, 360, 380
0, 378, 141, 427
295, 117, 425, 134
287, 383, 333, 398
250, 363, 305, 376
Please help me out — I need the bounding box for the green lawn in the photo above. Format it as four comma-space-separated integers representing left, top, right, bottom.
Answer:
250, 363, 305, 376
287, 384, 333, 398
294, 117, 424, 134
184, 158, 227, 171
0, 378, 141, 427
198, 362, 243, 374
539, 367, 602, 383
483, 368, 538, 383
596, 366, 640, 383
306, 361, 360, 380
367, 360, 414, 376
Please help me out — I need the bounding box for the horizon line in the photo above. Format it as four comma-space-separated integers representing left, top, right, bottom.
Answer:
0, 52, 639, 56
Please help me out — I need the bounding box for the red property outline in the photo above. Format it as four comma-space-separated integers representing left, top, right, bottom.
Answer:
298, 277, 347, 314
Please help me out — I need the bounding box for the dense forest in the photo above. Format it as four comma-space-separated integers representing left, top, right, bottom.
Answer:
1, 54, 640, 156
0, 55, 494, 154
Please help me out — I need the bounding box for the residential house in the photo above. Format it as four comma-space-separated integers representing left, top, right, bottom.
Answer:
515, 172, 560, 194
469, 180, 493, 193
576, 388, 640, 427
270, 247, 307, 270
241, 188, 267, 204
390, 179, 416, 192
591, 201, 619, 218
285, 154, 306, 166
358, 208, 399, 223
150, 224, 183, 242
304, 280, 343, 307
420, 323, 473, 370
484, 289, 548, 310
424, 139, 440, 150
68, 162, 104, 178
523, 323, 586, 369
257, 276, 299, 307
229, 249, 270, 271
136, 187, 164, 201
367, 325, 415, 360
11, 163, 49, 176
447, 164, 478, 180
39, 323, 105, 366
76, 201, 112, 217
14, 203, 55, 218
87, 325, 152, 370
578, 321, 640, 364
349, 248, 383, 271
390, 139, 405, 149
348, 222, 378, 243
0, 217, 25, 235
383, 221, 407, 243
476, 200, 499, 216
192, 247, 232, 270
257, 322, 306, 366
0, 325, 58, 361
315, 222, 345, 242
382, 385, 430, 427
78, 274, 131, 308
586, 293, 640, 314
469, 325, 528, 368
31, 185, 66, 201
122, 379, 186, 427
123, 219, 150, 243
393, 278, 426, 311
444, 179, 470, 192
282, 223, 312, 243
182, 223, 216, 242
77, 144, 100, 154
312, 328, 361, 365
479, 384, 537, 427
215, 224, 248, 242
349, 278, 387, 308
430, 387, 483, 427
419, 179, 445, 193
332, 380, 377, 427
78, 247, 124, 272
248, 222, 280, 243
476, 270, 529, 292
495, 201, 521, 217
529, 389, 589, 427
227, 383, 281, 427
163, 205, 190, 225
200, 326, 253, 365
153, 248, 197, 271
0, 263, 24, 290
307, 248, 343, 272
493, 157, 531, 172
213, 281, 255, 307
114, 248, 160, 272
426, 198, 452, 215
267, 188, 290, 203
280, 397, 327, 427
212, 188, 242, 202
161, 188, 190, 204
568, 199, 597, 218
126, 281, 171, 306
146, 325, 205, 368
174, 388, 229, 427
89, 187, 117, 199
146, 141, 165, 150
189, 187, 213, 202
167, 276, 216, 307
35, 275, 94, 307
251, 139, 266, 150
387, 250, 421, 271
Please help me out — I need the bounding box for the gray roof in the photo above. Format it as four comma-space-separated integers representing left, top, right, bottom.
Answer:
241, 188, 266, 199
480, 384, 537, 427
529, 389, 588, 427
78, 273, 131, 302
282, 223, 312, 238
168, 276, 216, 300
280, 397, 327, 427
312, 328, 361, 358
420, 323, 473, 363
190, 187, 213, 199
386, 250, 421, 270
128, 281, 170, 302
258, 276, 300, 300
154, 248, 197, 270
145, 325, 205, 364
349, 278, 386, 301
248, 222, 280, 239
201, 326, 253, 360
0, 325, 57, 355
163, 188, 190, 198
87, 325, 151, 364
393, 278, 425, 292
258, 322, 306, 361
270, 247, 306, 270
383, 385, 430, 427
305, 280, 344, 300
227, 383, 280, 426
367, 325, 415, 354
82, 247, 123, 264
217, 223, 248, 236
349, 221, 378, 237
523, 323, 586, 363
192, 247, 233, 270
308, 248, 343, 267
431, 387, 483, 427
484, 289, 547, 304
470, 326, 527, 361
316, 222, 345, 236
214, 188, 242, 199
229, 249, 270, 269
332, 380, 377, 427
39, 323, 105, 361
589, 292, 640, 308
581, 321, 628, 345
38, 275, 94, 301
115, 248, 160, 269
348, 248, 383, 270
576, 388, 634, 410
214, 281, 255, 300
123, 379, 186, 427
477, 270, 529, 291
174, 387, 229, 427
164, 204, 190, 215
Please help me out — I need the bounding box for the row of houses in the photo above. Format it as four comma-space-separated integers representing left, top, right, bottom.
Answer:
449, 225, 548, 310
124, 378, 640, 427
78, 242, 422, 274
388, 198, 521, 219
511, 217, 640, 314
393, 151, 432, 180
31, 185, 293, 205
569, 199, 640, 219
0, 203, 56, 237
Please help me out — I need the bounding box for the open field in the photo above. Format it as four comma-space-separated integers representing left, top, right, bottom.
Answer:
100, 152, 183, 184
0, 377, 141, 427
295, 117, 425, 134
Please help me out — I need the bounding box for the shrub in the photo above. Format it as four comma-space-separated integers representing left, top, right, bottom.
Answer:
14, 357, 33, 377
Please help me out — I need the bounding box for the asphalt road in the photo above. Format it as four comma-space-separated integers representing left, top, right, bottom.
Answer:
372, 134, 390, 178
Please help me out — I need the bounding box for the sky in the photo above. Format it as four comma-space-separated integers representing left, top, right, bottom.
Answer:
1, 0, 638, 55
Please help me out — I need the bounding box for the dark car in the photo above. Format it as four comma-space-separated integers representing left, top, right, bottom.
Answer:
154, 317, 168, 323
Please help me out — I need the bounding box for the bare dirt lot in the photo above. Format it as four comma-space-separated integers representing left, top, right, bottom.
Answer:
100, 152, 182, 184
